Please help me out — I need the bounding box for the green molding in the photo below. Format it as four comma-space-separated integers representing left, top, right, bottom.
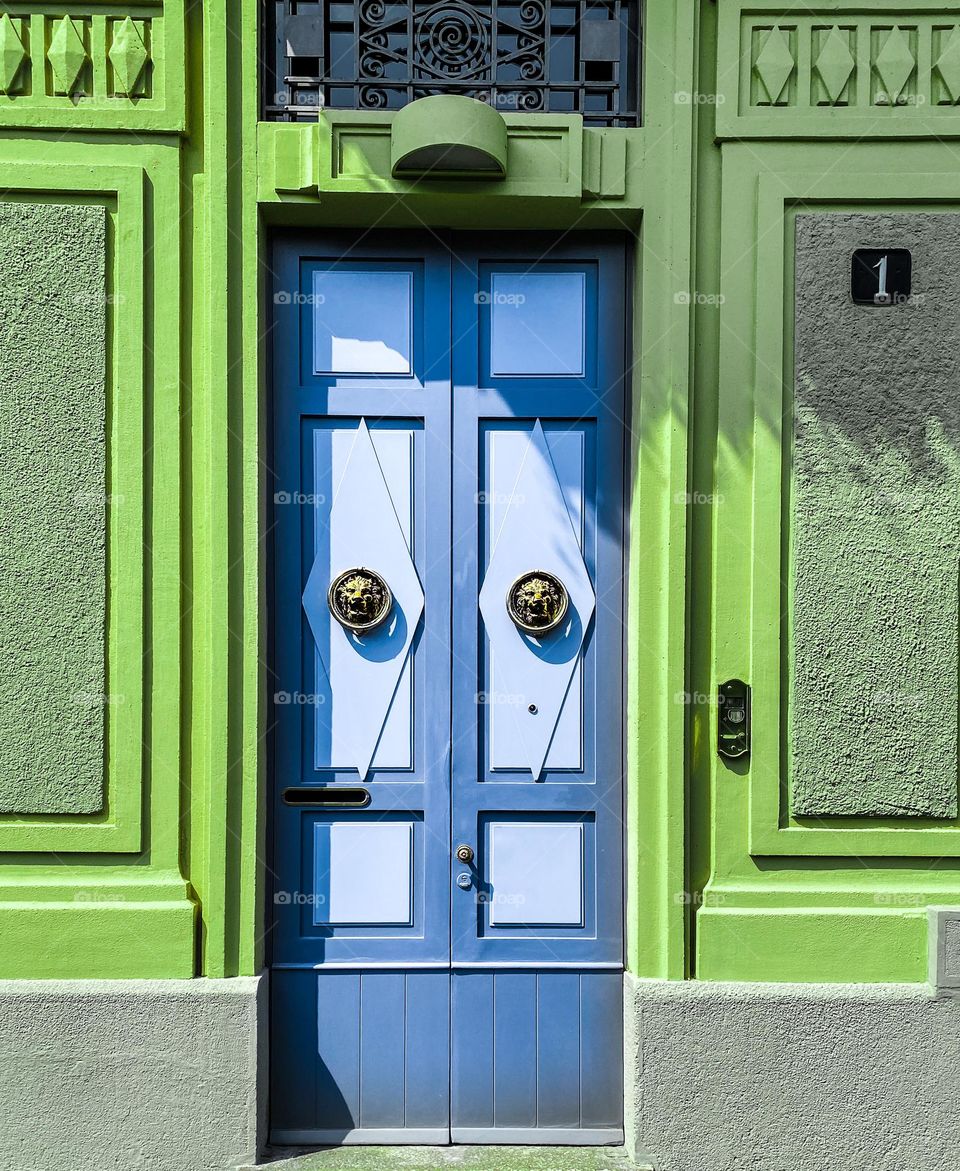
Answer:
259, 114, 642, 226
688, 0, 724, 971
696, 906, 927, 982
0, 137, 192, 979
0, 2, 185, 132
0, 2, 186, 132
621, 0, 699, 979
717, 0, 960, 138
702, 141, 960, 982
186, 0, 264, 978
390, 94, 507, 177
246, 3, 697, 987
0, 161, 145, 854
0, 895, 195, 978
739, 162, 960, 857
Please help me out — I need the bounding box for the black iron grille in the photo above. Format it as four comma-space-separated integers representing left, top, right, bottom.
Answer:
263, 1, 641, 127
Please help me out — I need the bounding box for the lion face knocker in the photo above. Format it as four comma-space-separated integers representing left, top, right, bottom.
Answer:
506, 570, 569, 635
327, 568, 393, 633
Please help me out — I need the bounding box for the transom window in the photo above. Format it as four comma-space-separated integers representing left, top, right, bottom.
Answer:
263, 1, 641, 126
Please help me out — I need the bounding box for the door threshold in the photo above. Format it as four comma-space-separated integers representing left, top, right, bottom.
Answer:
272, 1129, 448, 1145
271, 1128, 623, 1147
452, 1128, 624, 1145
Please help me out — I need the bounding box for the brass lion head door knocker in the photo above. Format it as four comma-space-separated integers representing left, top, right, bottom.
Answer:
506, 570, 569, 635
328, 568, 393, 632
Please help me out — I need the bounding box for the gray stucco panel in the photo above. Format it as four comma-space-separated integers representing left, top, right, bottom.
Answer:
626, 974, 960, 1171
0, 201, 107, 814
0, 976, 265, 1171
792, 213, 960, 817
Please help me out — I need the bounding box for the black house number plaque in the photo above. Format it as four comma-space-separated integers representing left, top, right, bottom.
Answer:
851, 248, 912, 305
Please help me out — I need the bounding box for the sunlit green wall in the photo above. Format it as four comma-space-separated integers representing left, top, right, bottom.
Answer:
1, 0, 957, 985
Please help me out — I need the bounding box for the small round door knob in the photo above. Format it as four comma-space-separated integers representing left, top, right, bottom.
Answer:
506, 570, 569, 634
456, 843, 474, 864
328, 567, 393, 632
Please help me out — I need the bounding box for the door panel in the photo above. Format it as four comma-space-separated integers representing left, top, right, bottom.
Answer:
479, 421, 594, 777
270, 232, 626, 1146
271, 969, 451, 1144
304, 421, 421, 775
450, 971, 624, 1142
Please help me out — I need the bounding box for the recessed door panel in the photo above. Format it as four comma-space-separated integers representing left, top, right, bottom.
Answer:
271, 232, 626, 1146
479, 421, 592, 777
315, 820, 414, 926
487, 821, 584, 926
450, 971, 624, 1143
271, 968, 451, 1145
484, 423, 591, 775
305, 421, 419, 775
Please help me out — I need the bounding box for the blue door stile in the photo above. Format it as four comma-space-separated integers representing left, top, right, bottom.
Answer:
270, 231, 627, 1147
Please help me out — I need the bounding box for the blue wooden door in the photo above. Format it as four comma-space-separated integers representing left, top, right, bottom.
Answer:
270, 233, 626, 1146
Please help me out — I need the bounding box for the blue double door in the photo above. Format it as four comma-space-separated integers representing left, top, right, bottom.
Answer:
270, 232, 627, 1145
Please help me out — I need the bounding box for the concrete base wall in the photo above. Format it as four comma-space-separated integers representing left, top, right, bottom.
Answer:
626, 974, 960, 1171
9, 971, 960, 1171
0, 976, 266, 1171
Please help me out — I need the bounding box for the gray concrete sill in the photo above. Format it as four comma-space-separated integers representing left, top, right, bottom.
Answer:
243, 1147, 648, 1171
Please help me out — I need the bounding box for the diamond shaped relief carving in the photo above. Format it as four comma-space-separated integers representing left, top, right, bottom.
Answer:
109, 17, 148, 96
814, 27, 855, 103
934, 26, 960, 103
47, 16, 88, 95
874, 26, 915, 103
478, 421, 595, 778
754, 26, 795, 104
0, 15, 27, 95
301, 420, 424, 780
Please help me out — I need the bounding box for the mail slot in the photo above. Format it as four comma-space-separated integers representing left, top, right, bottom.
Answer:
282, 786, 371, 808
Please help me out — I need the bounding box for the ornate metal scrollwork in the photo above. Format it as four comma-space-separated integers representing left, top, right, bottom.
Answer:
506, 570, 568, 634
265, 1, 640, 127
416, 5, 490, 78
328, 568, 393, 632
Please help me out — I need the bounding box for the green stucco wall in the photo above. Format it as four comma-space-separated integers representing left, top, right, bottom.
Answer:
0, 201, 106, 815
0, 0, 957, 995
791, 213, 960, 819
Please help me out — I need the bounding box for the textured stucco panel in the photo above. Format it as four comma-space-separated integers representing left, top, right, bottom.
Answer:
0, 977, 265, 1171
792, 213, 960, 817
0, 202, 107, 814
627, 975, 960, 1171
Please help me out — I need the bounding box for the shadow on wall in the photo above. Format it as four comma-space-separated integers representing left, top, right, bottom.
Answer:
733, 212, 960, 822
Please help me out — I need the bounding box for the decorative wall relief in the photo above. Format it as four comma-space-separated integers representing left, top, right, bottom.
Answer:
0, 14, 28, 94
0, 4, 182, 131
108, 16, 150, 96
750, 20, 930, 109
720, 5, 960, 136
0, 11, 151, 99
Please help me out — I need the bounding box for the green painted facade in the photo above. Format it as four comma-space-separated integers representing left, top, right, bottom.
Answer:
0, 0, 958, 994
